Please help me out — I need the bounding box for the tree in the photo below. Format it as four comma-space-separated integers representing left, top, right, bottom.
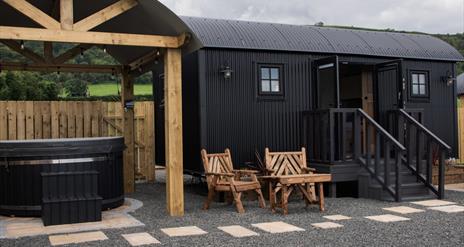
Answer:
64, 78, 88, 97
0, 71, 61, 100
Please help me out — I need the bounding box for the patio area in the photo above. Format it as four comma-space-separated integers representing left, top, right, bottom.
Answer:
2, 174, 464, 246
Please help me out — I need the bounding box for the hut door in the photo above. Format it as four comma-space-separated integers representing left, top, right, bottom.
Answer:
374, 60, 404, 126
315, 56, 340, 109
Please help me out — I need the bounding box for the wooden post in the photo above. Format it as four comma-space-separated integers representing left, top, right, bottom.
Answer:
60, 0, 74, 31
164, 48, 184, 216
121, 68, 135, 193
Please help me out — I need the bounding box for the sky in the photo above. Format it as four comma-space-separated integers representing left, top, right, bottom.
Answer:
159, 0, 464, 34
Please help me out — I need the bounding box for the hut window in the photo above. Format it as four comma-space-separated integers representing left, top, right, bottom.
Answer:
410, 71, 429, 98
259, 65, 282, 95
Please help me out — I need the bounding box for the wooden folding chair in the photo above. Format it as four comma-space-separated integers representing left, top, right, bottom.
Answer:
261, 147, 332, 214
201, 149, 266, 213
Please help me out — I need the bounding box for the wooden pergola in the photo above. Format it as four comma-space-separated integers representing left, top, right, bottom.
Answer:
0, 0, 186, 216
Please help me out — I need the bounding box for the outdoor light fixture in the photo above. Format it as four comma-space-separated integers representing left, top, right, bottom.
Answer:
20, 41, 25, 50
103, 45, 107, 53
80, 47, 84, 57
442, 71, 456, 86
220, 66, 233, 79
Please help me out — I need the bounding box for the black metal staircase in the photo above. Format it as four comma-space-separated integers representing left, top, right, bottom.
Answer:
302, 108, 449, 202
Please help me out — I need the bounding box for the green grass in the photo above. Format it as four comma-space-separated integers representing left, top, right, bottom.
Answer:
88, 83, 152, 96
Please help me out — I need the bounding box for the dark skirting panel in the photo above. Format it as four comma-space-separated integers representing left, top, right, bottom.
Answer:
0, 137, 125, 217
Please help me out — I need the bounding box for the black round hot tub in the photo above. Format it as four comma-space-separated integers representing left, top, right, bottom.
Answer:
0, 137, 125, 217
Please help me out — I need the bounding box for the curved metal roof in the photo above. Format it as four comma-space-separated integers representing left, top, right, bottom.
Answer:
0, 0, 192, 66
458, 73, 464, 96
181, 16, 464, 62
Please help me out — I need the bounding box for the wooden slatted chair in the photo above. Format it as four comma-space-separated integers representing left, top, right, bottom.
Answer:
262, 147, 332, 214
201, 149, 266, 213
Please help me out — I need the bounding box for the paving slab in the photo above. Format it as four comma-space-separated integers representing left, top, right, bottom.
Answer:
383, 206, 425, 214
122, 232, 160, 246
49, 231, 108, 246
252, 221, 305, 234
218, 225, 259, 238
323, 215, 352, 221
429, 205, 464, 213
161, 226, 208, 237
411, 200, 456, 207
365, 214, 410, 223
311, 222, 344, 229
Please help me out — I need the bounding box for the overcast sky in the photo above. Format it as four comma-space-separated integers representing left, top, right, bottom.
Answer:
159, 0, 464, 34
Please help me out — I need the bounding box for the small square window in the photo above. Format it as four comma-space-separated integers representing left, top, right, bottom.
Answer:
410, 71, 429, 98
258, 65, 283, 96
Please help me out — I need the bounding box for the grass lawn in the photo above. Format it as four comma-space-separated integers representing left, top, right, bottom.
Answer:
88, 83, 152, 96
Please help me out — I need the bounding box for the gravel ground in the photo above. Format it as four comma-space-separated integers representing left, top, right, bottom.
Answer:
2, 174, 464, 247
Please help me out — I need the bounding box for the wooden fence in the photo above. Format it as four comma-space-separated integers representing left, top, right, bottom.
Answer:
0, 101, 155, 182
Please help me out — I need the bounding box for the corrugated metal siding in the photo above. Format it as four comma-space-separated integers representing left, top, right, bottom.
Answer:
403, 60, 458, 156
181, 16, 464, 62
199, 49, 312, 168
154, 48, 458, 172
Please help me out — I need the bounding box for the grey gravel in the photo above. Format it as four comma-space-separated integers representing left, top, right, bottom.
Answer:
2, 175, 464, 247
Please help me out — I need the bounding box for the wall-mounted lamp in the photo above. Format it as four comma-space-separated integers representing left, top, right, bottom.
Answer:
220, 66, 233, 79
441, 71, 456, 86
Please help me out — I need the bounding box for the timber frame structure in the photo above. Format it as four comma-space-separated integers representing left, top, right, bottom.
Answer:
0, 0, 188, 216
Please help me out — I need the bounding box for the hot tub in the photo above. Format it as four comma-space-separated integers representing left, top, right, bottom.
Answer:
0, 137, 125, 217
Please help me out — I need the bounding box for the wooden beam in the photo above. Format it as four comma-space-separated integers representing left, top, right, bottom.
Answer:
3, 0, 61, 30
164, 48, 184, 216
121, 68, 135, 193
44, 42, 54, 63
73, 0, 138, 32
0, 40, 45, 64
0, 26, 183, 48
177, 33, 190, 47
0, 61, 123, 74
54, 44, 93, 64
60, 0, 74, 31
129, 49, 160, 71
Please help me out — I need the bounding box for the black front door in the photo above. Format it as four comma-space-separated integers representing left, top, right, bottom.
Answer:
374, 60, 404, 126
314, 56, 340, 109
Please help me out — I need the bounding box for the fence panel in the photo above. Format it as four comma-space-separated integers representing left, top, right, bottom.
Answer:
0, 101, 155, 182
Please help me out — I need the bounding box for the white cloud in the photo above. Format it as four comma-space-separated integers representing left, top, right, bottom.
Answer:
159, 0, 464, 34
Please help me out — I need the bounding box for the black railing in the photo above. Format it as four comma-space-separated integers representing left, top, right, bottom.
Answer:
356, 109, 406, 201
301, 108, 358, 164
388, 109, 450, 199
302, 108, 407, 201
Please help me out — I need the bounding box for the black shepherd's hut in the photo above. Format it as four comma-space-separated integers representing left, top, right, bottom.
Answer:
154, 17, 464, 201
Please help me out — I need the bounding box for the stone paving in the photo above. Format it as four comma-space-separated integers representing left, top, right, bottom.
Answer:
38, 199, 464, 246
